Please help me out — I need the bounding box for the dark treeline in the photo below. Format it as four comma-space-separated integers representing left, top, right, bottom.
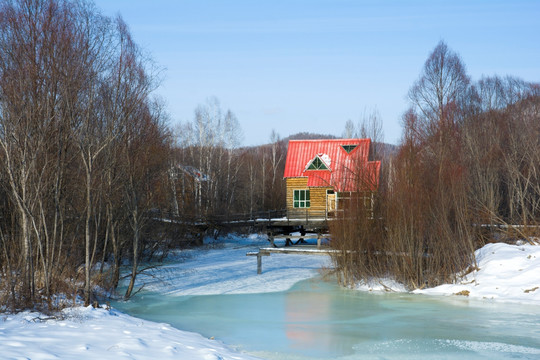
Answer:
0, 0, 293, 312
0, 0, 172, 310
331, 41, 540, 289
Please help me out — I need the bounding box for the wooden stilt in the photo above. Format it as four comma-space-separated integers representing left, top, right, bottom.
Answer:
247, 251, 270, 275
269, 233, 275, 247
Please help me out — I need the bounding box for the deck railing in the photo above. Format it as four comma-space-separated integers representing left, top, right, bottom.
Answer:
153, 208, 339, 227
286, 209, 335, 221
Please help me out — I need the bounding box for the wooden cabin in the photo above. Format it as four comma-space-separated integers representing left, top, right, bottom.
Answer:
283, 138, 381, 219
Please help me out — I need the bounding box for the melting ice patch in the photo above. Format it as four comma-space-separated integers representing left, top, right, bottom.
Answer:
358, 339, 540, 359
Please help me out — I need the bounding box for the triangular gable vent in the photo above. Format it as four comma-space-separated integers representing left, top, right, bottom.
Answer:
306, 155, 330, 170
341, 144, 357, 154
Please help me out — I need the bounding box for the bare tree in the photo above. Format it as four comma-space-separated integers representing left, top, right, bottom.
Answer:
0, 0, 171, 309
176, 97, 243, 216
342, 119, 356, 138
358, 108, 384, 159
409, 40, 470, 133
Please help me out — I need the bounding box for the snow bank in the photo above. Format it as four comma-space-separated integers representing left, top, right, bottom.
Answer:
355, 278, 408, 293
414, 242, 540, 303
0, 305, 261, 360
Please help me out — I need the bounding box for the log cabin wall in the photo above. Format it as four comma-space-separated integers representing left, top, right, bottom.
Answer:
286, 177, 332, 218
286, 178, 308, 210
309, 187, 332, 213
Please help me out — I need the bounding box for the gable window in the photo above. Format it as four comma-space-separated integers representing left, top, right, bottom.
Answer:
293, 189, 310, 208
307, 156, 329, 170
341, 144, 357, 154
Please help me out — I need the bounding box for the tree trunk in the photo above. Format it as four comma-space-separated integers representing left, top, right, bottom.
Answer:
124, 207, 139, 299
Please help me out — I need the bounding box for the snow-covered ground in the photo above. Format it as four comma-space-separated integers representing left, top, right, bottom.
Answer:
0, 306, 262, 360
1, 234, 539, 359
129, 233, 331, 296
356, 241, 540, 303
414, 241, 540, 303
0, 233, 329, 360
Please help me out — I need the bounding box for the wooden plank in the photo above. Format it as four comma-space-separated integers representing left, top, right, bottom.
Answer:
272, 235, 329, 240
309, 187, 331, 212
260, 218, 332, 231
259, 247, 338, 256
246, 246, 337, 274
246, 251, 270, 256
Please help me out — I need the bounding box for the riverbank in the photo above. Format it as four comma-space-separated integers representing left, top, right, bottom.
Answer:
414, 241, 540, 303
0, 234, 328, 360
0, 305, 263, 360
354, 240, 540, 303
1, 234, 539, 359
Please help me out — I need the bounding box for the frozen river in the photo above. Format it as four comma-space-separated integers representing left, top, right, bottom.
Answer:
113, 276, 540, 359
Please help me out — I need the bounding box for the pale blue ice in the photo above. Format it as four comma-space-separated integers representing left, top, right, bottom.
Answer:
113, 277, 540, 359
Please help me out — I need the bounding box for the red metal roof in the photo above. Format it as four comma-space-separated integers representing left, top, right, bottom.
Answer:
283, 139, 380, 192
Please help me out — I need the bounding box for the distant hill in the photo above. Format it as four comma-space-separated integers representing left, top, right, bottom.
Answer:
282, 132, 338, 142
374, 142, 398, 159
240, 132, 397, 160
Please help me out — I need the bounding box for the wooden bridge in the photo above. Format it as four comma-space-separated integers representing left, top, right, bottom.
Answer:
154, 209, 336, 235
152, 209, 339, 274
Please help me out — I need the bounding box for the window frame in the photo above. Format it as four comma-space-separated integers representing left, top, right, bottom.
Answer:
293, 189, 311, 208
306, 156, 329, 170
341, 144, 358, 154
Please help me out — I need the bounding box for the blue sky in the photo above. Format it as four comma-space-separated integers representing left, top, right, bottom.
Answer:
93, 0, 540, 146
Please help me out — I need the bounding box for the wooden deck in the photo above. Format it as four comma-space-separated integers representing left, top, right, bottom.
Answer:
246, 247, 336, 274
246, 231, 333, 274
246, 246, 339, 275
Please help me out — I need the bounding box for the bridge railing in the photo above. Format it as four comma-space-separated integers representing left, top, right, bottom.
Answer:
207, 209, 288, 224
286, 209, 338, 221
153, 208, 339, 228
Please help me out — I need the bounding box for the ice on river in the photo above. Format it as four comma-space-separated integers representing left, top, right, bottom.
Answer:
2, 234, 540, 359
0, 233, 328, 360
131, 233, 332, 296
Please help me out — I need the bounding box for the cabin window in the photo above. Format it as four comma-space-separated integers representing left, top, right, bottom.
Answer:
293, 189, 310, 208
341, 144, 357, 154
307, 156, 329, 170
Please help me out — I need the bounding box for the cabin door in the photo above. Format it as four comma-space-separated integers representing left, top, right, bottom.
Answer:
326, 190, 336, 214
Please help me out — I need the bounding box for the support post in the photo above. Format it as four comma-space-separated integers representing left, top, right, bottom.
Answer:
257, 254, 262, 274
317, 233, 321, 249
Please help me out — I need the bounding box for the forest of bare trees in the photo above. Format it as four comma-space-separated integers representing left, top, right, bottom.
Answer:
331, 41, 540, 289
0, 0, 291, 312
0, 0, 172, 310
172, 98, 288, 219
1, 1, 538, 313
